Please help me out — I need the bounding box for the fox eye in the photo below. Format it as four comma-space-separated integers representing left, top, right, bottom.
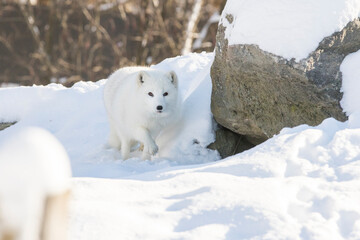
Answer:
148, 92, 154, 97
163, 92, 168, 96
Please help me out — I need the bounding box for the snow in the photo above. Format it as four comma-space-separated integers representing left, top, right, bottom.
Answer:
1, 30, 360, 240
1, 50, 360, 239
0, 52, 219, 179
0, 127, 71, 240
340, 50, 360, 118
221, 0, 360, 60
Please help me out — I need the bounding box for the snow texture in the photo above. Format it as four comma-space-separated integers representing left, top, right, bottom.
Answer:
221, 0, 360, 60
0, 49, 360, 239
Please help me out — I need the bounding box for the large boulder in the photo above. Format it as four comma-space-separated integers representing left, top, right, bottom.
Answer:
211, 16, 360, 157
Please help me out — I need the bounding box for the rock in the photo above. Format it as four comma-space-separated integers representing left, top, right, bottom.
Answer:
0, 122, 16, 131
208, 125, 255, 158
211, 17, 360, 155
306, 19, 360, 100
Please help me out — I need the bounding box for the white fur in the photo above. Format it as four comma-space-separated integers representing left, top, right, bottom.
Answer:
104, 67, 181, 160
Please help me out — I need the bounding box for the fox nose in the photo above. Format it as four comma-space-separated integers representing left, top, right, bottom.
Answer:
157, 105, 163, 111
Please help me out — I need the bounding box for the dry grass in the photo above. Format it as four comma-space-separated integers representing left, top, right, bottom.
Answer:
0, 0, 224, 86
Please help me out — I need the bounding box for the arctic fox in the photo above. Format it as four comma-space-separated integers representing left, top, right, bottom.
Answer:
104, 67, 181, 160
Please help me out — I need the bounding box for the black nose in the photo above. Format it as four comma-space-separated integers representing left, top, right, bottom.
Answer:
157, 105, 163, 111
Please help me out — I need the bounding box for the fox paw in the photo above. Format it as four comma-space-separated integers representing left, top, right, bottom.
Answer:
143, 142, 158, 158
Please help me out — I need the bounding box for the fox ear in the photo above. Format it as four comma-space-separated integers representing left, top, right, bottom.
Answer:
168, 71, 178, 88
138, 71, 146, 86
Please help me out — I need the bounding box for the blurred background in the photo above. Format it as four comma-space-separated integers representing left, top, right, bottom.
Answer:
0, 0, 225, 87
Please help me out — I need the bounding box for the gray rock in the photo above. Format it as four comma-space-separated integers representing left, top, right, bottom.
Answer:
208, 125, 255, 158
305, 19, 360, 101
210, 17, 360, 156
0, 122, 16, 131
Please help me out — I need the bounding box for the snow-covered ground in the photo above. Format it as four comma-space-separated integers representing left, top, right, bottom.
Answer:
0, 53, 219, 179
1, 0, 360, 239
1, 50, 360, 239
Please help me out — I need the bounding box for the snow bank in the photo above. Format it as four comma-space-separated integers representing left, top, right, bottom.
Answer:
221, 0, 360, 60
0, 127, 71, 240
0, 52, 219, 178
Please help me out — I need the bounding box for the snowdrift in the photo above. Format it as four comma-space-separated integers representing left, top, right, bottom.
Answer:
1, 50, 360, 239
0, 53, 219, 178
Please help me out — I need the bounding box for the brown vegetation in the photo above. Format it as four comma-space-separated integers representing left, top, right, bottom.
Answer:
0, 0, 225, 86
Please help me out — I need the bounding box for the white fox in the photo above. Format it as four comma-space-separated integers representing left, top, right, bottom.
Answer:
104, 67, 181, 160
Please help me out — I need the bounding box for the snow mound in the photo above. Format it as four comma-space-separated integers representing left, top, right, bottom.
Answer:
221, 0, 360, 60
69, 114, 360, 239
0, 52, 219, 178
0, 127, 71, 240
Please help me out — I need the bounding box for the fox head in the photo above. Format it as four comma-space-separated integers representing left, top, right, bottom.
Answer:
137, 69, 179, 117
